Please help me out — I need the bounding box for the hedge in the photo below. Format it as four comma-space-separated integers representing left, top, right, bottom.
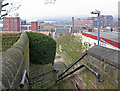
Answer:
27, 32, 56, 64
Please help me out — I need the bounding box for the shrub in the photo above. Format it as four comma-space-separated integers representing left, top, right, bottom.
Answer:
27, 32, 56, 64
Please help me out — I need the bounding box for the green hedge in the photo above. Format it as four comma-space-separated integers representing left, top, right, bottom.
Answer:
27, 32, 56, 64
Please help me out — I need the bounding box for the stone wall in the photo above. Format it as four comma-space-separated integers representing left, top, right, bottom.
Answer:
2, 33, 20, 52
0, 32, 29, 89
75, 46, 120, 89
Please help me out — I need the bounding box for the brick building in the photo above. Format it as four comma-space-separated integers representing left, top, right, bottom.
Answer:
31, 22, 38, 32
74, 15, 113, 29
74, 19, 93, 28
20, 20, 38, 32
3, 17, 20, 32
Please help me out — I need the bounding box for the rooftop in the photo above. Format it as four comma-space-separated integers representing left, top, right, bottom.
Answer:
84, 32, 120, 43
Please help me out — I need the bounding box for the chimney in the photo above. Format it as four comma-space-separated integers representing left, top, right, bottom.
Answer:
72, 17, 74, 33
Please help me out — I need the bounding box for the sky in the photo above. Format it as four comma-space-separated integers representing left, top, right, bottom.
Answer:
3, 0, 120, 20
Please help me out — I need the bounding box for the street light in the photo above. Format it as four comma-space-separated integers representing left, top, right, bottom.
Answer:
91, 10, 101, 45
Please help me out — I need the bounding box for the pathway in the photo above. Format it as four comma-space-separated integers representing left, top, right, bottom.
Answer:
53, 53, 77, 89
53, 53, 66, 76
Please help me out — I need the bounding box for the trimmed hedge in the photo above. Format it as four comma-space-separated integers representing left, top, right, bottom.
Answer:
27, 32, 56, 64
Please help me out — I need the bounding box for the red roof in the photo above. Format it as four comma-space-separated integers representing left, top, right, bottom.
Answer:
39, 32, 50, 35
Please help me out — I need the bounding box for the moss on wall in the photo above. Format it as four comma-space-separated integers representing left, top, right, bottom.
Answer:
1, 33, 29, 89
1, 33, 21, 52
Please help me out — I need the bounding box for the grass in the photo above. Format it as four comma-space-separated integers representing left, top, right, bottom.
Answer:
1, 32, 21, 53
56, 33, 83, 65
56, 33, 91, 66
56, 48, 62, 55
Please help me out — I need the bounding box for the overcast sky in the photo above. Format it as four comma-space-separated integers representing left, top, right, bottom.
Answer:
3, 0, 119, 19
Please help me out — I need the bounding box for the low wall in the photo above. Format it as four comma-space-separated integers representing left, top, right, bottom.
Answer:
0, 32, 29, 89
75, 46, 120, 89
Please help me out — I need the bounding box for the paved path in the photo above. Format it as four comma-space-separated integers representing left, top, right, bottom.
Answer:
53, 53, 78, 89
53, 53, 66, 76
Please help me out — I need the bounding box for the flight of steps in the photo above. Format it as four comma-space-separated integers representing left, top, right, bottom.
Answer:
29, 64, 57, 89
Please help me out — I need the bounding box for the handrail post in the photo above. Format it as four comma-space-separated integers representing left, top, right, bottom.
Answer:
20, 70, 31, 89
20, 70, 27, 88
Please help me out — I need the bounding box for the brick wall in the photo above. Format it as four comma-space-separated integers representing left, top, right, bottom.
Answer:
0, 33, 29, 90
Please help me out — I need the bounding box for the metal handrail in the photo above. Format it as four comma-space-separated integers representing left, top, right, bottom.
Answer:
32, 69, 58, 79
19, 70, 31, 89
56, 64, 104, 82
58, 51, 87, 78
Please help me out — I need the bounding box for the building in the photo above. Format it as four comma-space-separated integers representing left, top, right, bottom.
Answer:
100, 15, 113, 28
3, 17, 20, 32
31, 22, 38, 32
81, 32, 120, 50
20, 20, 38, 32
55, 28, 71, 37
40, 24, 56, 32
74, 19, 94, 28
74, 15, 113, 29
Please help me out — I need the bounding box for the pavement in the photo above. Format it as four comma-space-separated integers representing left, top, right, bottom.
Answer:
53, 53, 66, 76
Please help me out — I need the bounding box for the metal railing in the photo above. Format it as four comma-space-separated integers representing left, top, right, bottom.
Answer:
32, 69, 58, 79
56, 64, 104, 82
20, 69, 58, 89
19, 70, 31, 89
58, 51, 87, 78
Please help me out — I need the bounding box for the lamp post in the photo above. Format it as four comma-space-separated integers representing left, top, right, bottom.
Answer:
91, 10, 101, 45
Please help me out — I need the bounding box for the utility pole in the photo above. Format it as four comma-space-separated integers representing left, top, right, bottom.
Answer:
91, 10, 101, 45
118, 1, 120, 28
97, 13, 100, 45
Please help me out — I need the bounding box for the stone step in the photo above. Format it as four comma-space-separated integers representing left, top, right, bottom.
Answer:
31, 79, 55, 89
30, 78, 44, 85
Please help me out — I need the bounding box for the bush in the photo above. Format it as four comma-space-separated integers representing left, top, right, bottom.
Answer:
27, 32, 56, 64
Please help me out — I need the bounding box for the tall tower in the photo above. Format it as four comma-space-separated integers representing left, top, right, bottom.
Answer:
72, 17, 74, 33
